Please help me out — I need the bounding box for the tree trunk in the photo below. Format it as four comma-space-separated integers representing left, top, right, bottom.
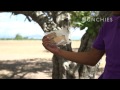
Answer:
52, 44, 74, 79
4, 11, 74, 79
52, 13, 78, 79
77, 11, 112, 79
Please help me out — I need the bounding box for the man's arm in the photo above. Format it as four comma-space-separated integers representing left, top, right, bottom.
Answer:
42, 36, 105, 66
56, 48, 105, 66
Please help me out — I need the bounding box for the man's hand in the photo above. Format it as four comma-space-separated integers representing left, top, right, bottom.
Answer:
42, 35, 105, 66
42, 35, 60, 54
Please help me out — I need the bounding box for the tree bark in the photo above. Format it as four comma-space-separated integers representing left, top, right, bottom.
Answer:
77, 11, 112, 79
9, 11, 75, 79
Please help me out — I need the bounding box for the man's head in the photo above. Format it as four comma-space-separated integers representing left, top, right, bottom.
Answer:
112, 11, 120, 16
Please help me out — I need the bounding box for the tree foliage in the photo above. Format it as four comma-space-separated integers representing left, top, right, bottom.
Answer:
14, 34, 23, 40
70, 11, 102, 38
70, 11, 112, 79
14, 34, 29, 40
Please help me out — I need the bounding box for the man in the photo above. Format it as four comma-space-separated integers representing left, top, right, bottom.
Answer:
42, 11, 120, 79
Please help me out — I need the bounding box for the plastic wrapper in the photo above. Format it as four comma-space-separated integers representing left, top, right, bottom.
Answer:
45, 29, 71, 46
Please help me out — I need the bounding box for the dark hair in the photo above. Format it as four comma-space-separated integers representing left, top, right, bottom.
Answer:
112, 11, 120, 16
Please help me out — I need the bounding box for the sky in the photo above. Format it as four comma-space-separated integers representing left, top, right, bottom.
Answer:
0, 12, 87, 40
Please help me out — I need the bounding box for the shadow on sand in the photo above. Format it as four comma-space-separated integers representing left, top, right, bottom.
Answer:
0, 58, 52, 79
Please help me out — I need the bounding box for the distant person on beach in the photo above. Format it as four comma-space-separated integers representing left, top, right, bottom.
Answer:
42, 11, 120, 79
